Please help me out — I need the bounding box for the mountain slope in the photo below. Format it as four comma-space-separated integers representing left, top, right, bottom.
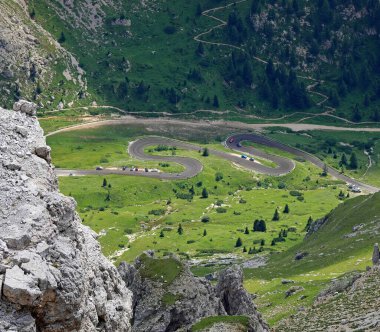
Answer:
0, 0, 86, 109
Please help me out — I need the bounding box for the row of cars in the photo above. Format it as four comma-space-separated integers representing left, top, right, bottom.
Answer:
228, 138, 255, 162
95, 166, 160, 173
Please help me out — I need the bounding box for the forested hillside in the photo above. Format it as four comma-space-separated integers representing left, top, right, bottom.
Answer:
7, 0, 380, 122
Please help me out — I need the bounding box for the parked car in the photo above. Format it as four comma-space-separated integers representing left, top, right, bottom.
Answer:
249, 157, 255, 161
241, 155, 247, 159
96, 166, 103, 171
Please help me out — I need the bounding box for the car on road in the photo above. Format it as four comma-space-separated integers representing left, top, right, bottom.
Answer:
95, 166, 103, 171
249, 157, 255, 161
241, 155, 247, 159
229, 138, 234, 143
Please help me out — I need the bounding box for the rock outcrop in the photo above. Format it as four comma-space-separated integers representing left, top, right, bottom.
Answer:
0, 103, 133, 331
118, 253, 268, 332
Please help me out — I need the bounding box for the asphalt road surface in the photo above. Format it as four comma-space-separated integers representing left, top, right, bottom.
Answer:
55, 134, 379, 193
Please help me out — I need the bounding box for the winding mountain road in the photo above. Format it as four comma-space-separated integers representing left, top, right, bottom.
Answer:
55, 133, 379, 193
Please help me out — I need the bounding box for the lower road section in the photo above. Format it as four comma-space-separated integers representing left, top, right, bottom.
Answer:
55, 133, 379, 193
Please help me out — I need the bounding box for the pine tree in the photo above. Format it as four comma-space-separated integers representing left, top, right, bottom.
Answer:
202, 148, 209, 157
322, 163, 328, 176
102, 178, 107, 187
213, 95, 219, 108
159, 230, 164, 238
203, 229, 207, 236
201, 188, 209, 199
352, 104, 362, 123
304, 216, 313, 231
271, 239, 276, 246
235, 237, 243, 247
340, 153, 348, 166
58, 31, 66, 43
243, 246, 247, 253
196, 42, 205, 56
283, 204, 290, 213
261, 239, 265, 246
178, 224, 183, 235
272, 208, 280, 221
349, 152, 358, 169
196, 3, 202, 16
244, 226, 250, 234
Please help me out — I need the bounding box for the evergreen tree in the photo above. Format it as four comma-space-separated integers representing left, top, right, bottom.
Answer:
340, 153, 348, 166
159, 230, 164, 238
201, 188, 209, 199
202, 148, 209, 157
203, 229, 207, 236
178, 224, 183, 235
244, 226, 250, 234
372, 109, 380, 122
283, 204, 290, 213
261, 239, 265, 246
271, 239, 276, 246
235, 237, 243, 247
196, 42, 205, 56
196, 3, 202, 16
272, 208, 280, 221
243, 61, 254, 86
352, 104, 362, 123
304, 216, 313, 231
213, 95, 219, 108
349, 152, 358, 169
102, 178, 107, 187
243, 246, 247, 253
322, 163, 328, 176
58, 31, 66, 43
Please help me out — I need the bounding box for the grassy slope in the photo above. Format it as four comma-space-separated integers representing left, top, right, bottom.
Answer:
244, 192, 380, 325
263, 128, 380, 187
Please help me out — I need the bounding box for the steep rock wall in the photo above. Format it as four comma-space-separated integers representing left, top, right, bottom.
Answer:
0, 102, 132, 331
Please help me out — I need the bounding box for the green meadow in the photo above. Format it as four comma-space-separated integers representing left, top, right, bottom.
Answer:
47, 124, 375, 326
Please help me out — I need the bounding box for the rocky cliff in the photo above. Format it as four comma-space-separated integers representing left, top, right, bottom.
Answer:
118, 252, 269, 332
0, 101, 133, 331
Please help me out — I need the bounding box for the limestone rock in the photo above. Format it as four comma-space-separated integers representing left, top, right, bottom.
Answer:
119, 255, 269, 332
0, 105, 133, 331
216, 266, 269, 331
13, 100, 37, 116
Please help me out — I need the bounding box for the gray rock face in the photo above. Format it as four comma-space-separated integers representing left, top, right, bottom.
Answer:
216, 266, 269, 332
119, 255, 268, 332
0, 105, 133, 331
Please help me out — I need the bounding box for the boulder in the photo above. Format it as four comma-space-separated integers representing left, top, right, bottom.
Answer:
13, 100, 37, 116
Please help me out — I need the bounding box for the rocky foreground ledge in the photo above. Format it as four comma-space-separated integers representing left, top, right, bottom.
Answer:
0, 102, 133, 331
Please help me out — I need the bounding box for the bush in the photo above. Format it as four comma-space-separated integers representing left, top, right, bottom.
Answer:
289, 190, 302, 197
201, 215, 210, 223
163, 25, 176, 34
215, 172, 224, 181
216, 207, 227, 213
187, 240, 196, 244
148, 209, 166, 216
